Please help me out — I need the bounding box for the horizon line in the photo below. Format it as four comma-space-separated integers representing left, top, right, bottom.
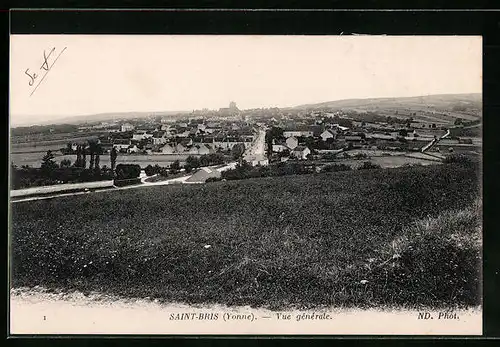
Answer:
10, 91, 482, 127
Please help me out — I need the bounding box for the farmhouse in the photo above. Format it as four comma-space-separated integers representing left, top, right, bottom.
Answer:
320, 129, 337, 142
128, 144, 139, 154
286, 136, 299, 150
367, 133, 395, 141
189, 144, 213, 155
283, 126, 314, 138
175, 143, 186, 153
132, 131, 154, 141
272, 144, 288, 153
160, 144, 175, 154
121, 123, 135, 132
344, 135, 363, 142
113, 139, 131, 151
152, 131, 167, 145
291, 146, 311, 160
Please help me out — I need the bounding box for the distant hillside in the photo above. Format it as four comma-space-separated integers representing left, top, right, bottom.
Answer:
290, 93, 482, 124
12, 110, 190, 127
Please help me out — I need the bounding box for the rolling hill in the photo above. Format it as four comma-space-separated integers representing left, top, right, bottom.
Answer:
290, 93, 482, 124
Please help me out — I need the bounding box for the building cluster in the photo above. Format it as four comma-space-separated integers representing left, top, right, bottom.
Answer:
87, 118, 255, 156
267, 112, 445, 161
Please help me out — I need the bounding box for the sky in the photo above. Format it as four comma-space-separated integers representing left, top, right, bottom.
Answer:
10, 35, 482, 126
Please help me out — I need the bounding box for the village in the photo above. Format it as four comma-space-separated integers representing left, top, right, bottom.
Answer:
59, 101, 480, 171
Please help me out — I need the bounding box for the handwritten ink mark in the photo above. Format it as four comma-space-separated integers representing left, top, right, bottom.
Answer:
40, 47, 56, 71
25, 69, 37, 86
30, 47, 67, 97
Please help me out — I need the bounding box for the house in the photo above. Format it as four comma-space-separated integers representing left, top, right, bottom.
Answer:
128, 144, 139, 154
144, 144, 154, 155
367, 133, 395, 141
189, 145, 200, 155
132, 131, 153, 141
320, 129, 337, 142
272, 144, 288, 153
121, 123, 135, 132
100, 142, 113, 153
310, 125, 324, 137
189, 144, 213, 155
251, 158, 269, 166
176, 128, 191, 137
113, 139, 131, 151
283, 128, 314, 138
345, 135, 363, 142
176, 143, 187, 153
161, 144, 175, 154
204, 127, 217, 134
291, 146, 311, 160
286, 136, 299, 150
152, 131, 167, 145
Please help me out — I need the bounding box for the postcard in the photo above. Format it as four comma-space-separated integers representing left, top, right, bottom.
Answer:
9, 34, 482, 335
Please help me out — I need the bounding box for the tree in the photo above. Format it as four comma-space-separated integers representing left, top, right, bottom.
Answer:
95, 143, 101, 170
41, 150, 58, 171
454, 118, 463, 126
115, 164, 141, 180
170, 160, 180, 173
399, 129, 408, 137
145, 164, 156, 176
88, 141, 96, 170
231, 143, 246, 160
186, 155, 200, 169
81, 145, 87, 169
110, 147, 118, 172
74, 145, 82, 167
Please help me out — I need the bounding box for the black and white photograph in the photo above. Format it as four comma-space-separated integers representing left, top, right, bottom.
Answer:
9, 34, 482, 335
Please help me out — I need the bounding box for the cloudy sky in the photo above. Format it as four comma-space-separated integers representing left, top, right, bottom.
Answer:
10, 35, 481, 126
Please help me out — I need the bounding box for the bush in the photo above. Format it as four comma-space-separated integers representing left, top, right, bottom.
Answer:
358, 161, 381, 170
443, 154, 473, 166
115, 164, 141, 180
144, 165, 156, 176
10, 167, 114, 189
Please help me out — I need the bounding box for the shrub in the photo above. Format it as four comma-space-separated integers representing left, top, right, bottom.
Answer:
443, 154, 473, 166
144, 165, 156, 176
115, 164, 141, 180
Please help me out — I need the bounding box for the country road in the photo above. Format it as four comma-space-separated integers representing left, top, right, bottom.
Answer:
11, 162, 238, 203
243, 127, 267, 163
421, 129, 450, 153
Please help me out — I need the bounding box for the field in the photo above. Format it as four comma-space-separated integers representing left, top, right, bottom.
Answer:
292, 93, 482, 124
11, 163, 481, 309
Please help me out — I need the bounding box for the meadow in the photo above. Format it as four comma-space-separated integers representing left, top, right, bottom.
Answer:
10, 162, 481, 309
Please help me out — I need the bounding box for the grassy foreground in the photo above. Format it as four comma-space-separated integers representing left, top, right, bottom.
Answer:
10, 163, 481, 309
